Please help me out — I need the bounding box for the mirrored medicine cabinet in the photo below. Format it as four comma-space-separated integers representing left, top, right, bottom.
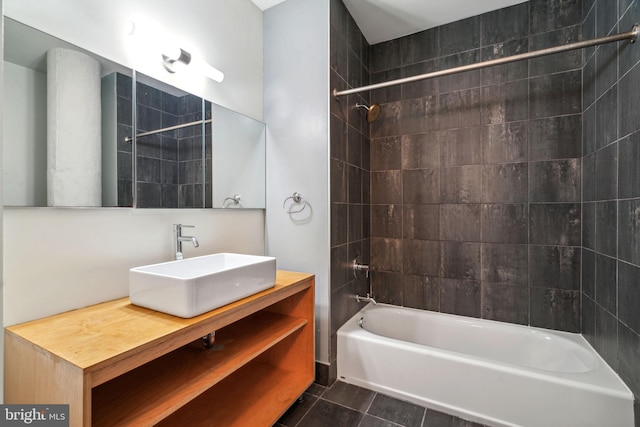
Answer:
2, 17, 266, 209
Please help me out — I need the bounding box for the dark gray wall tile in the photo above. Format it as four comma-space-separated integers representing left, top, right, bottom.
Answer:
619, 199, 640, 265
618, 323, 640, 397
596, 201, 617, 257
348, 204, 364, 241
401, 60, 439, 100
439, 89, 481, 129
331, 244, 349, 291
331, 203, 348, 246
371, 271, 404, 305
401, 28, 439, 65
442, 241, 481, 280
403, 169, 440, 204
347, 126, 364, 167
481, 122, 528, 164
348, 165, 363, 203
371, 205, 402, 238
403, 240, 441, 276
620, 62, 640, 138
481, 80, 529, 124
582, 293, 596, 346
439, 50, 481, 93
371, 68, 402, 104
596, 253, 617, 314
481, 3, 529, 45
583, 103, 597, 156
530, 70, 582, 119
371, 137, 401, 171
529, 159, 581, 203
530, 287, 580, 332
403, 204, 440, 240
583, 247, 596, 298
595, 304, 619, 368
403, 275, 441, 311
583, 201, 596, 250
480, 38, 529, 86
595, 85, 618, 151
619, 131, 640, 199
619, 0, 640, 77
596, 36, 619, 101
530, 245, 581, 290
401, 132, 440, 170
583, 53, 596, 108
440, 278, 481, 318
371, 238, 403, 272
530, 25, 583, 76
440, 16, 480, 56
529, 115, 582, 161
440, 127, 482, 167
596, 0, 618, 37
583, 152, 596, 202
371, 171, 402, 204
530, 203, 581, 246
331, 159, 347, 203
619, 261, 640, 335
481, 204, 528, 243
440, 166, 482, 203
371, 101, 401, 138
400, 96, 438, 134
481, 243, 529, 286
530, 0, 583, 34
482, 282, 529, 324
440, 204, 481, 241
482, 163, 529, 203
369, 38, 401, 73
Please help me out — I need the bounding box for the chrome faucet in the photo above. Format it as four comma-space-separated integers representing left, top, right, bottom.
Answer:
356, 293, 377, 305
174, 224, 199, 260
353, 257, 370, 278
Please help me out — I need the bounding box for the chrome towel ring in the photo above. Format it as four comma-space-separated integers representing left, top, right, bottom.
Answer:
283, 192, 307, 214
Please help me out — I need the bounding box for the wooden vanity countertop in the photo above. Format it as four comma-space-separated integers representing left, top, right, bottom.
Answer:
5, 270, 314, 375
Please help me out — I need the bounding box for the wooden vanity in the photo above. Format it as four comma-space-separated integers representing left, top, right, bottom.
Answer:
5, 270, 314, 426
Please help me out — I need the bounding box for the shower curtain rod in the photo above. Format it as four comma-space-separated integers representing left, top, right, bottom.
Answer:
333, 24, 639, 98
124, 119, 212, 143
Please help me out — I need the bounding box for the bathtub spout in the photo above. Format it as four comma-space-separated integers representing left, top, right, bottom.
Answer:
356, 293, 377, 305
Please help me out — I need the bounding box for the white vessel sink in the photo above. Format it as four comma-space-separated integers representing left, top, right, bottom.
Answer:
129, 253, 276, 318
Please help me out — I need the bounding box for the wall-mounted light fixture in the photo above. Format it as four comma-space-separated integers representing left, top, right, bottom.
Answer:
126, 20, 224, 83
161, 47, 192, 73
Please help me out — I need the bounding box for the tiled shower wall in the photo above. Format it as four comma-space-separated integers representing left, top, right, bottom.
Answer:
582, 0, 640, 419
329, 0, 371, 384
330, 1, 640, 417
367, 0, 583, 332
116, 75, 212, 208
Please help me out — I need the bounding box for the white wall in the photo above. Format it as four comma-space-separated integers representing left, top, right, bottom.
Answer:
4, 208, 265, 326
2, 0, 266, 327
4, 0, 263, 121
264, 0, 330, 364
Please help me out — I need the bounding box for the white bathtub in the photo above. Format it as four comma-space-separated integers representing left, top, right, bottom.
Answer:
337, 303, 634, 427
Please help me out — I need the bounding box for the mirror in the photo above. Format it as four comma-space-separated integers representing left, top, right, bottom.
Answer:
2, 17, 266, 209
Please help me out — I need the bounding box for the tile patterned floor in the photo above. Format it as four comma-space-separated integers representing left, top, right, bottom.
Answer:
276, 381, 488, 427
